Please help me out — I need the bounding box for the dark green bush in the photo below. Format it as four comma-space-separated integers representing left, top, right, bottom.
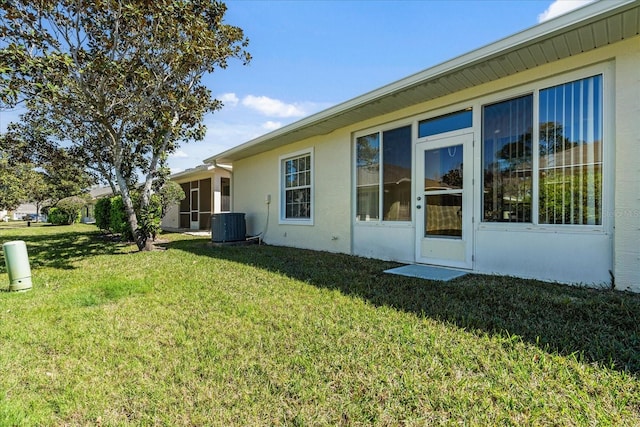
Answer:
109, 195, 133, 240
94, 197, 112, 232
98, 183, 184, 242
48, 196, 85, 225
136, 194, 162, 242
47, 207, 65, 225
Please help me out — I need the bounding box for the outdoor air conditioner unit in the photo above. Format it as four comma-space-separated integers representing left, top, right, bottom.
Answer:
211, 213, 246, 243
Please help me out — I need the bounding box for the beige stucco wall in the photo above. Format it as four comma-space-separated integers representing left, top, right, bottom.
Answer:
231, 35, 640, 291
233, 132, 352, 253
613, 41, 640, 292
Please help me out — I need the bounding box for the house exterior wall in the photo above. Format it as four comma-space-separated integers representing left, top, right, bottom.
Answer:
613, 43, 640, 291
231, 35, 639, 291
234, 134, 352, 253
163, 203, 180, 229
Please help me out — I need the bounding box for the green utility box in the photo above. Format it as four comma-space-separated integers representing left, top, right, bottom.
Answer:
3, 240, 32, 292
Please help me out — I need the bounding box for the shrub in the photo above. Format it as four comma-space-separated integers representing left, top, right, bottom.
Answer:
47, 207, 65, 225
49, 196, 85, 225
100, 184, 184, 242
136, 194, 162, 242
94, 197, 112, 232
109, 195, 133, 240
158, 180, 185, 217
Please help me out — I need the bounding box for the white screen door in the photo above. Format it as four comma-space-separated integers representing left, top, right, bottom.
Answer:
415, 133, 473, 269
190, 188, 199, 230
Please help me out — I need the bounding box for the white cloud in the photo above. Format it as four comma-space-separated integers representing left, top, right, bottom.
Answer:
218, 92, 239, 107
242, 95, 306, 118
165, 98, 333, 172
262, 121, 282, 131
170, 149, 189, 158
538, 0, 595, 23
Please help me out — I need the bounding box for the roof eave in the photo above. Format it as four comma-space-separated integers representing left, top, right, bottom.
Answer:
205, 0, 638, 164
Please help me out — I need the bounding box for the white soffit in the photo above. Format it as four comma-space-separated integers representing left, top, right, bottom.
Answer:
208, 0, 640, 164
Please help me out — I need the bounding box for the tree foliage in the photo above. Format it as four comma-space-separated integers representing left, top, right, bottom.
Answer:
1, 0, 249, 249
0, 121, 95, 213
94, 197, 112, 232
157, 180, 185, 218
0, 157, 33, 210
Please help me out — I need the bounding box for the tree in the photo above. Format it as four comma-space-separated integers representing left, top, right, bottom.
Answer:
24, 170, 50, 222
0, 120, 95, 211
0, 157, 31, 211
157, 180, 186, 218
0, 1, 250, 250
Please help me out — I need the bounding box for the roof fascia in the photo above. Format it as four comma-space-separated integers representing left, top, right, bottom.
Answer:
205, 0, 636, 164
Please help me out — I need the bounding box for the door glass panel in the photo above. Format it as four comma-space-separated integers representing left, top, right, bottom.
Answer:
423, 145, 463, 190
423, 144, 464, 239
425, 194, 462, 237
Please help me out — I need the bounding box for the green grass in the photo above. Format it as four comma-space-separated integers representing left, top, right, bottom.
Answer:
1, 223, 639, 425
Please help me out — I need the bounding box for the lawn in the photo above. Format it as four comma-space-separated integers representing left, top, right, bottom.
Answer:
1, 223, 639, 426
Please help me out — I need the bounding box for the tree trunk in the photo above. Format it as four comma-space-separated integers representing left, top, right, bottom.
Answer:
114, 169, 147, 251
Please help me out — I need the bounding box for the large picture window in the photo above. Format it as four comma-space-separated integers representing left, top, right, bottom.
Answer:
356, 125, 411, 222
482, 95, 533, 222
482, 74, 603, 226
281, 151, 312, 222
539, 75, 602, 225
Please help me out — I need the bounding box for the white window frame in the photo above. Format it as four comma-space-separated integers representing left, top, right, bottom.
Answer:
279, 148, 314, 225
476, 62, 613, 234
353, 119, 415, 225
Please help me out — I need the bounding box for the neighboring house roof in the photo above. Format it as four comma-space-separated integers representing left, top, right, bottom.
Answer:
206, 0, 639, 164
89, 186, 114, 199
169, 164, 216, 181
168, 163, 232, 184
13, 203, 38, 213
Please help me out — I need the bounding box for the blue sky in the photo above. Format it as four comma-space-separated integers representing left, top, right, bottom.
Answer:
0, 0, 594, 173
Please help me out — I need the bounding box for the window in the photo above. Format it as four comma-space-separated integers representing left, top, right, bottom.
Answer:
356, 125, 411, 222
539, 75, 602, 225
419, 108, 473, 138
382, 126, 412, 221
220, 177, 230, 212
481, 74, 603, 226
356, 133, 380, 220
281, 150, 312, 222
482, 95, 533, 222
